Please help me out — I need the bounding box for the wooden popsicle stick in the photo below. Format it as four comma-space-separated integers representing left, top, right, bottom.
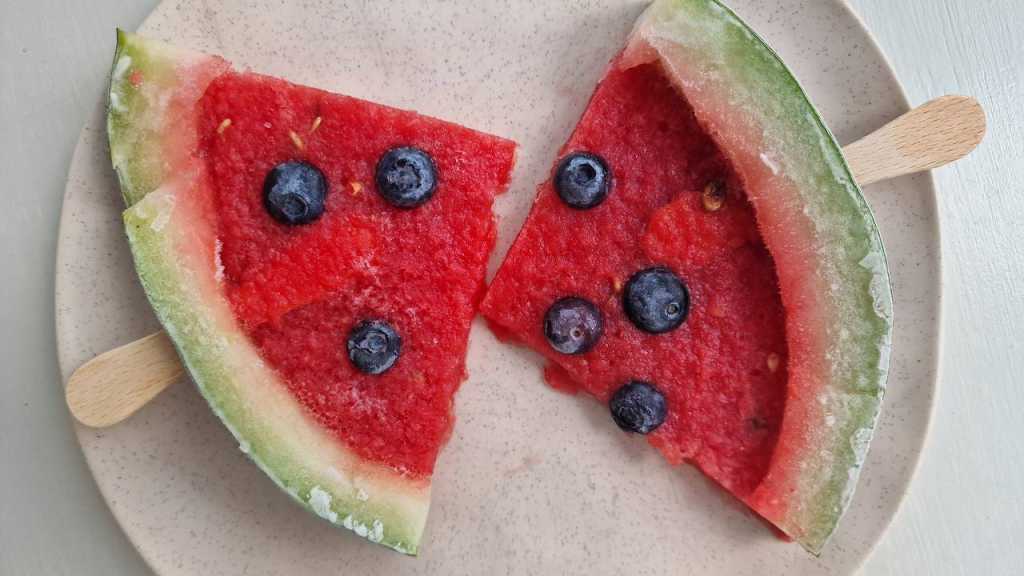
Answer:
843, 95, 985, 186
65, 95, 986, 428
66, 331, 184, 428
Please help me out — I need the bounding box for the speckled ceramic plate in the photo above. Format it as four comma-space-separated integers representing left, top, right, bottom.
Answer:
55, 1, 940, 573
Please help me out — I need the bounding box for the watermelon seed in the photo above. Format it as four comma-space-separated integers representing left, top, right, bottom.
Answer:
702, 180, 727, 212
350, 181, 363, 196
310, 116, 323, 133
216, 118, 232, 135
766, 353, 780, 373
289, 130, 306, 151
610, 276, 623, 293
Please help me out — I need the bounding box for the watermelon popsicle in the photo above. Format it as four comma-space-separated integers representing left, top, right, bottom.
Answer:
106, 31, 516, 554
482, 0, 899, 553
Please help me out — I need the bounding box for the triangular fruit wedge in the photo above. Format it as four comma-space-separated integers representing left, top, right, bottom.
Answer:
481, 0, 891, 554
108, 31, 515, 554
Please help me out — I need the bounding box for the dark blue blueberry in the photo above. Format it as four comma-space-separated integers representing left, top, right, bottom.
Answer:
347, 320, 401, 375
554, 152, 611, 209
623, 267, 689, 334
263, 161, 327, 225
544, 297, 604, 355
375, 146, 438, 208
609, 381, 668, 435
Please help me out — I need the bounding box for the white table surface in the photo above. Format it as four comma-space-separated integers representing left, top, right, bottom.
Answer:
2, 1, 1021, 574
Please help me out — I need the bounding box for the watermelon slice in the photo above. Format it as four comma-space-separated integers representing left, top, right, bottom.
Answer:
481, 0, 891, 554
108, 31, 516, 554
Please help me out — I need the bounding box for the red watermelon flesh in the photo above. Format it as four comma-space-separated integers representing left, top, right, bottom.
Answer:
482, 59, 789, 495
198, 72, 513, 476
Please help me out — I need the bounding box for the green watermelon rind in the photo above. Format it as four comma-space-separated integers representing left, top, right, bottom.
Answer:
107, 29, 207, 206
628, 0, 893, 554
108, 31, 429, 554
107, 29, 157, 204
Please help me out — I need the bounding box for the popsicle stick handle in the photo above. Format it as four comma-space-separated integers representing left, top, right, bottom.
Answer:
65, 331, 184, 427
843, 95, 986, 186
65, 95, 986, 428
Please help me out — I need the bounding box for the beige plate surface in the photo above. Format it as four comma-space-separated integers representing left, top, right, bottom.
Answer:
55, 1, 939, 573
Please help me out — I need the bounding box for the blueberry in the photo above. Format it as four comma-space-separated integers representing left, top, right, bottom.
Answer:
375, 146, 438, 208
554, 152, 611, 209
347, 320, 401, 375
623, 267, 689, 334
610, 381, 668, 434
544, 297, 604, 355
263, 161, 327, 225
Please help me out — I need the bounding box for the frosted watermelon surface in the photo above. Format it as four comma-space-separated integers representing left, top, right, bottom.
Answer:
199, 72, 514, 476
